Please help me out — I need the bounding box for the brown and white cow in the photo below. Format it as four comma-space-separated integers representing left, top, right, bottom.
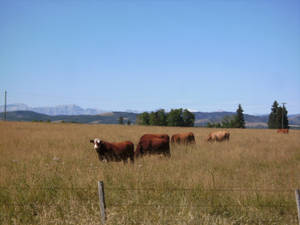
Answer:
207, 131, 230, 142
171, 132, 196, 145
90, 138, 134, 163
135, 134, 170, 158
277, 129, 289, 134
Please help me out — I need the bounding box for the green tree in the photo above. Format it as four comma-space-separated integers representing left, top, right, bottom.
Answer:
167, 108, 184, 126
268, 101, 279, 129
137, 112, 150, 125
182, 109, 195, 127
149, 112, 158, 125
235, 104, 245, 128
138, 108, 194, 127
276, 104, 289, 129
282, 105, 289, 129
156, 109, 167, 126
118, 116, 124, 125
146, 109, 167, 126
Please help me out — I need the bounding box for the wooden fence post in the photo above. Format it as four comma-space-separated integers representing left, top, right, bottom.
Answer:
295, 189, 300, 225
98, 181, 106, 224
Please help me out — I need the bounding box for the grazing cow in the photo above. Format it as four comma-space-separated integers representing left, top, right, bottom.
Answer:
135, 134, 170, 158
139, 134, 170, 141
90, 138, 134, 163
277, 129, 289, 134
171, 132, 196, 145
207, 131, 230, 142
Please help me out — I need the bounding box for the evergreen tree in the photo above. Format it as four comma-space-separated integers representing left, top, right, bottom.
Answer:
137, 112, 150, 125
149, 111, 158, 125
182, 109, 195, 127
268, 101, 279, 129
167, 108, 184, 126
235, 104, 245, 128
138, 108, 194, 127
156, 109, 167, 126
282, 105, 289, 129
276, 104, 289, 129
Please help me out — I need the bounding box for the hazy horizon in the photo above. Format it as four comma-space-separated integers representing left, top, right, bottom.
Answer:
1, 102, 299, 116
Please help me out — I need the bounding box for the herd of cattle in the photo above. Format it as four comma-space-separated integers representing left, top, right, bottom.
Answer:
89, 130, 230, 163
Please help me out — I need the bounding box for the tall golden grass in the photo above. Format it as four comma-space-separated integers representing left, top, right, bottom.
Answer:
0, 121, 300, 225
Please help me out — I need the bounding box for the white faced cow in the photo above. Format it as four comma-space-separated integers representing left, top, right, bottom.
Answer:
90, 138, 134, 163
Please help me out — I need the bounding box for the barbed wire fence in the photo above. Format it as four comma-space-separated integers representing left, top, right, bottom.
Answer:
1, 182, 300, 224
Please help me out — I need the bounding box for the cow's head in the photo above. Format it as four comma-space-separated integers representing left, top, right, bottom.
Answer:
90, 138, 102, 150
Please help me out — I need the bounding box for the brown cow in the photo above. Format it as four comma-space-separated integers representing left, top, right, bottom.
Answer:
207, 131, 230, 142
90, 138, 134, 163
171, 132, 196, 145
277, 129, 289, 134
135, 134, 170, 158
139, 134, 169, 140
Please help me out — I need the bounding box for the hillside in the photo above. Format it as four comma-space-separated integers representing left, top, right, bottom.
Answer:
0, 111, 137, 124
193, 111, 269, 127
1, 110, 299, 128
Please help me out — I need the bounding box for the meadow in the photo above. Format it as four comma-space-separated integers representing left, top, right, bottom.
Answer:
0, 121, 300, 225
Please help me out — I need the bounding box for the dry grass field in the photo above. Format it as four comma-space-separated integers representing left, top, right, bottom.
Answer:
1, 121, 300, 225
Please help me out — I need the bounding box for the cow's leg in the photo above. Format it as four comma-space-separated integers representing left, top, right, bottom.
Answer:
129, 154, 134, 164
163, 150, 171, 157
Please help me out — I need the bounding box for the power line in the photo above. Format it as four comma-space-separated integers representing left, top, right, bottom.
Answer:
4, 90, 7, 121
282, 102, 286, 129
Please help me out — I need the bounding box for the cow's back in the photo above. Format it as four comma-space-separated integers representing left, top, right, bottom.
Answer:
207, 131, 230, 142
140, 134, 169, 141
171, 132, 195, 144
135, 134, 170, 157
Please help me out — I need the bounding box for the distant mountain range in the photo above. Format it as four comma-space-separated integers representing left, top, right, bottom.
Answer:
0, 104, 107, 116
0, 110, 137, 124
0, 104, 299, 128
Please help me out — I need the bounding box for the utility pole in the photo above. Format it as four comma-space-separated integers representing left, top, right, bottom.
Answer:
4, 90, 7, 121
281, 102, 286, 129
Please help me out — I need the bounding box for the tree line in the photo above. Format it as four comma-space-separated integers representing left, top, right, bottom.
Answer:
206, 104, 246, 128
207, 101, 289, 129
137, 108, 195, 127
119, 100, 289, 129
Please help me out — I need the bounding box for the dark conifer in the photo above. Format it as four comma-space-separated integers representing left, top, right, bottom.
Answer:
268, 101, 279, 129
235, 104, 245, 128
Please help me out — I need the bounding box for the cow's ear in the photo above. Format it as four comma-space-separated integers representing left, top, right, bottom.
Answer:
90, 139, 94, 143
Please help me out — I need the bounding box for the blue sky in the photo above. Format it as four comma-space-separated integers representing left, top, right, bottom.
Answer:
1, 0, 299, 114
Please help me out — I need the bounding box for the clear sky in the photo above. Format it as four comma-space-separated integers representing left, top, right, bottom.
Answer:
1, 0, 300, 114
